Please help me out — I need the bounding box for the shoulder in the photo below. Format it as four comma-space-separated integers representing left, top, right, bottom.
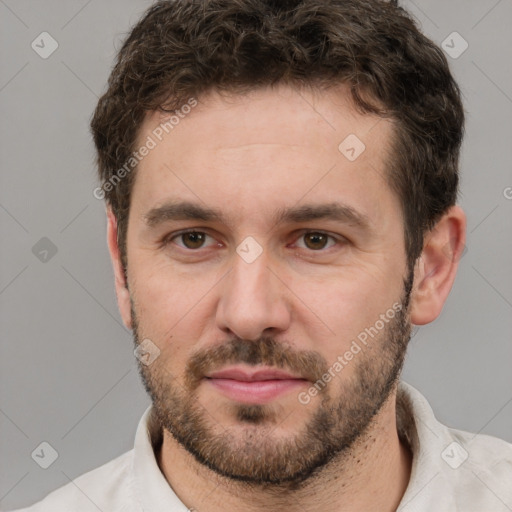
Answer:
458, 426, 512, 469
397, 381, 512, 511
450, 427, 512, 509
7, 450, 137, 512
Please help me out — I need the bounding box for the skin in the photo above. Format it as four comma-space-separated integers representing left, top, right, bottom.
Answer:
106, 84, 466, 512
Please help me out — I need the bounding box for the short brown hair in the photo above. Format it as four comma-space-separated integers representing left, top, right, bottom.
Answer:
90, 0, 464, 275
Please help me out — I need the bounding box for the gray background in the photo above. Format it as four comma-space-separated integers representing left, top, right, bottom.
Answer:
1, 0, 511, 509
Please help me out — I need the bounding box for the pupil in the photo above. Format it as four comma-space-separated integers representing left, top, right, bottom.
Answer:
184, 232, 204, 248
306, 233, 326, 250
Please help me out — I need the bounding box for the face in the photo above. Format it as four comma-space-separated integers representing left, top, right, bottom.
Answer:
122, 84, 413, 486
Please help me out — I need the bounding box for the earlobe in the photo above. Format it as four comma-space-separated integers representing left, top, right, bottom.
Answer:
410, 205, 467, 326
106, 207, 133, 330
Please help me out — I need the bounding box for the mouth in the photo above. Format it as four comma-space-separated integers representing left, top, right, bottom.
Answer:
204, 366, 309, 404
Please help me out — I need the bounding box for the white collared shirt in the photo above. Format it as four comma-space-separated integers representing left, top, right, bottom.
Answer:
8, 381, 512, 511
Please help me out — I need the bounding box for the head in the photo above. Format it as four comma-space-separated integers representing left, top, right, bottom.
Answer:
91, 0, 466, 487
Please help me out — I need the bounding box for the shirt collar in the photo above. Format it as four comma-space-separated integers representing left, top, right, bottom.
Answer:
132, 405, 190, 512
396, 381, 457, 511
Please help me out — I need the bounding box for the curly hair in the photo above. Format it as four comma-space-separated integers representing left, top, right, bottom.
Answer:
90, 0, 464, 275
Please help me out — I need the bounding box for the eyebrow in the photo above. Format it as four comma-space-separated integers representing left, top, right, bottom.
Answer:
143, 200, 373, 233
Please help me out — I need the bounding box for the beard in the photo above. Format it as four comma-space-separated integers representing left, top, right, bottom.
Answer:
132, 269, 414, 488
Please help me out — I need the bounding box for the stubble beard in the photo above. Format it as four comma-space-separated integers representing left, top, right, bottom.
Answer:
132, 272, 413, 488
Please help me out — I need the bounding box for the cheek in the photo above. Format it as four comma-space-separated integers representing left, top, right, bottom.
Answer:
131, 267, 216, 355
292, 269, 399, 351
131, 256, 193, 313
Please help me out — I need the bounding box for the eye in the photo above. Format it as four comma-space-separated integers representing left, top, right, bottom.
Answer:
293, 231, 340, 251
166, 230, 218, 250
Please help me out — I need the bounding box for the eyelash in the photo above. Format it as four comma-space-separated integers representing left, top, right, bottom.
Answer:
162, 229, 345, 253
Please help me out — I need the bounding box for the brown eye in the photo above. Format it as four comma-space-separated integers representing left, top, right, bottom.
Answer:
178, 231, 207, 249
303, 232, 329, 250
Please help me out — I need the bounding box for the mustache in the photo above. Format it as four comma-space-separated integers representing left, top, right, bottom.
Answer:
184, 336, 329, 390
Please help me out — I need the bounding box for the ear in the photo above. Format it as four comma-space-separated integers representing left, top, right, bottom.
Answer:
106, 206, 132, 330
410, 205, 467, 325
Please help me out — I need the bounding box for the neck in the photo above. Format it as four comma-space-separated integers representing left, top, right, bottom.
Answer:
156, 393, 412, 512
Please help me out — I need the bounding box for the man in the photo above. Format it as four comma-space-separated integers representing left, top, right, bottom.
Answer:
11, 0, 512, 511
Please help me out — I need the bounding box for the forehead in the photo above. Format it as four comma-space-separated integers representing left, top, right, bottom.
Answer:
140, 84, 390, 153
131, 84, 398, 230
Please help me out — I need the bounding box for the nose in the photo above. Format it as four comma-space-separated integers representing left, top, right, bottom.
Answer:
215, 248, 291, 341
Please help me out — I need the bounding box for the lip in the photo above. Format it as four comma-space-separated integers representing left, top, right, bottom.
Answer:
206, 367, 303, 381
204, 366, 308, 404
